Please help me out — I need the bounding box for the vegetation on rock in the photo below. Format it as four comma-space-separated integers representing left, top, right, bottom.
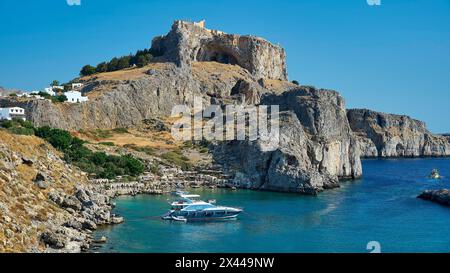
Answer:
0, 120, 144, 179
80, 49, 154, 76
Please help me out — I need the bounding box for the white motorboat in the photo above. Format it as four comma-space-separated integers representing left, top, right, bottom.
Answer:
162, 192, 242, 221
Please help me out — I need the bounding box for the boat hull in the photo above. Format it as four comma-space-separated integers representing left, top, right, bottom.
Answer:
164, 210, 242, 221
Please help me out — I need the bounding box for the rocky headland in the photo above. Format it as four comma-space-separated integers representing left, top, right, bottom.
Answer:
214, 87, 362, 194
0, 20, 363, 195
1, 20, 449, 252
0, 130, 120, 252
347, 109, 450, 158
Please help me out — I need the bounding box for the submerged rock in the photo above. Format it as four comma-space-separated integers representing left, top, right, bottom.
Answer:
418, 189, 450, 207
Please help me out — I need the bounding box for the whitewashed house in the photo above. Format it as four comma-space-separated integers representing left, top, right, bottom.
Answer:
65, 91, 88, 103
44, 87, 56, 96
17, 93, 31, 98
0, 107, 26, 121
71, 83, 83, 90
52, 85, 64, 91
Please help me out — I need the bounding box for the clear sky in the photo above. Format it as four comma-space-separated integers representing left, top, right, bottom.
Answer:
0, 0, 449, 132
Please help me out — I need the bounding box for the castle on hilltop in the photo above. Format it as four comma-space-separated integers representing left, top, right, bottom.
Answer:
151, 20, 288, 81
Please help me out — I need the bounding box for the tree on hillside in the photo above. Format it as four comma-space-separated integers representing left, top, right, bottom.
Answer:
80, 65, 96, 76
117, 55, 132, 70
80, 48, 154, 75
107, 58, 119, 72
53, 94, 68, 103
51, 80, 60, 86
96, 62, 108, 73
292, 80, 299, 85
136, 54, 152, 67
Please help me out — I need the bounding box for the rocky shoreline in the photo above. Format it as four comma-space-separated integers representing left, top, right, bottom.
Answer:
40, 164, 232, 252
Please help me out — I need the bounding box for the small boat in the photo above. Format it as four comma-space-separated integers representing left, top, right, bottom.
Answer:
429, 169, 441, 180
162, 192, 242, 222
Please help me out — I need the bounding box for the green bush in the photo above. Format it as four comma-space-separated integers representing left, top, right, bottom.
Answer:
35, 126, 144, 179
0, 119, 35, 135
8, 126, 35, 136
99, 142, 115, 146
79, 48, 155, 76
80, 65, 96, 76
161, 150, 192, 170
112, 127, 129, 134
92, 129, 113, 139
1, 121, 145, 179
51, 94, 67, 103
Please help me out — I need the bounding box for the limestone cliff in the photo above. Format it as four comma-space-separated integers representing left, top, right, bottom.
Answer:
0, 21, 363, 195
0, 130, 87, 252
347, 109, 450, 157
0, 130, 124, 252
214, 87, 362, 194
151, 20, 288, 81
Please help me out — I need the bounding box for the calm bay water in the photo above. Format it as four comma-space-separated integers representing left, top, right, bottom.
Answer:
94, 158, 450, 253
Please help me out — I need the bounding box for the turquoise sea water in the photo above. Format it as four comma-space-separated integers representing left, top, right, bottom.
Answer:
94, 158, 450, 253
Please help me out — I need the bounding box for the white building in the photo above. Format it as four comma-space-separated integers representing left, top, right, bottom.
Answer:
0, 107, 26, 121
52, 85, 64, 91
71, 83, 83, 90
17, 93, 31, 98
44, 87, 56, 96
65, 91, 88, 103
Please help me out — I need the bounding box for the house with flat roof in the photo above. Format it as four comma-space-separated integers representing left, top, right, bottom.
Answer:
43, 87, 56, 96
65, 91, 88, 103
0, 107, 26, 121
71, 83, 83, 90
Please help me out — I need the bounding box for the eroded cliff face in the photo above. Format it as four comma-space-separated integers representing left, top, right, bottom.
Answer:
151, 20, 288, 81
2, 61, 294, 131
0, 21, 364, 195
214, 87, 362, 194
0, 130, 86, 252
1, 63, 201, 130
347, 109, 450, 157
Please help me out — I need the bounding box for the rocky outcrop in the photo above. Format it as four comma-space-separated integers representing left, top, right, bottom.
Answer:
347, 109, 450, 157
0, 21, 292, 131
0, 130, 123, 253
0, 64, 203, 130
213, 87, 362, 194
1, 21, 364, 197
43, 185, 123, 252
418, 189, 450, 207
151, 20, 287, 81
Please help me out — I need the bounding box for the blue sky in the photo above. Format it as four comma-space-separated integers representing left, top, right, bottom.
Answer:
0, 0, 449, 132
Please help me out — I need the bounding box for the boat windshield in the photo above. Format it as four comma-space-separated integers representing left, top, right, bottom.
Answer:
184, 204, 215, 211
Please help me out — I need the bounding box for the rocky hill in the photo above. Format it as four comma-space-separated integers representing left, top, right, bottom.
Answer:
0, 21, 365, 195
0, 130, 124, 252
347, 109, 450, 157
214, 87, 362, 194
151, 20, 287, 81
0, 20, 367, 194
